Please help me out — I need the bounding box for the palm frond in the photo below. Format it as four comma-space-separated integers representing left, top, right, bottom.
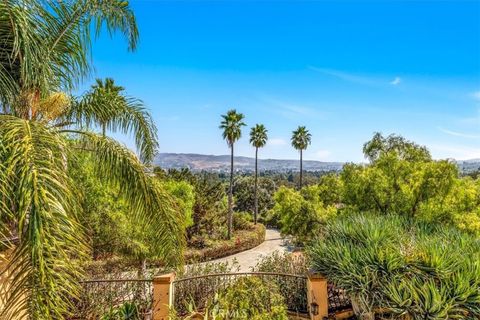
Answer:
0, 0, 48, 109
250, 124, 268, 148
65, 78, 158, 163
219, 109, 246, 146
291, 126, 311, 151
74, 132, 185, 266
0, 115, 87, 319
0, 0, 139, 114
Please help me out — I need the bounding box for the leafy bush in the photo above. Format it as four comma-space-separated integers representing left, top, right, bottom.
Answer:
233, 211, 254, 230
178, 259, 240, 279
233, 176, 276, 217
339, 133, 480, 235
252, 251, 309, 275
307, 213, 480, 319
269, 185, 336, 242
155, 168, 228, 243
163, 179, 196, 228
207, 277, 289, 320
251, 252, 309, 314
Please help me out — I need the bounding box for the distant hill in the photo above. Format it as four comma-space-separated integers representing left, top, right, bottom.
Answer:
154, 153, 480, 174
457, 159, 480, 174
154, 153, 344, 173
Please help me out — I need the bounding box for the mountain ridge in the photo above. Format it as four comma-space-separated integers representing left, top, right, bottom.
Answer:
154, 153, 343, 172
155, 153, 480, 174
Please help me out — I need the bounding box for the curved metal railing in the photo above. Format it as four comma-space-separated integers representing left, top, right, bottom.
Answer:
172, 272, 309, 315
71, 278, 153, 319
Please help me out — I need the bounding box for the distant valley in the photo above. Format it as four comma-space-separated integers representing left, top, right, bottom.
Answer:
155, 153, 480, 174
155, 153, 344, 172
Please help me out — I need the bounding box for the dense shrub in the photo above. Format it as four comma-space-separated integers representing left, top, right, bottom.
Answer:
251, 252, 310, 315
207, 277, 289, 320
233, 176, 276, 218
155, 168, 229, 242
339, 133, 480, 235
184, 224, 266, 263
232, 211, 254, 230
252, 251, 308, 275
72, 155, 191, 274
307, 213, 480, 320
270, 133, 480, 240
269, 185, 336, 242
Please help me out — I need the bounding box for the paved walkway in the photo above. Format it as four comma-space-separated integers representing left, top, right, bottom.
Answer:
205, 228, 290, 272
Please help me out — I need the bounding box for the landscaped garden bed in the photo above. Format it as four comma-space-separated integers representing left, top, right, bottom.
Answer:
184, 223, 266, 263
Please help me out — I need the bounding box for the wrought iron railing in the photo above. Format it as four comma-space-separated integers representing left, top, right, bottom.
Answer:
327, 282, 352, 315
70, 279, 153, 319
68, 274, 351, 319
172, 272, 309, 315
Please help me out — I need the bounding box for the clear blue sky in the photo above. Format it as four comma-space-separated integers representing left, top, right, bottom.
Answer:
85, 0, 480, 162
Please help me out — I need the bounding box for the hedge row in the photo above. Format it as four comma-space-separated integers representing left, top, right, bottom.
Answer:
184, 224, 266, 263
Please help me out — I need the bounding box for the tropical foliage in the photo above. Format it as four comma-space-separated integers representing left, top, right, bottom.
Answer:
0, 1, 185, 318
220, 109, 246, 239
308, 213, 480, 320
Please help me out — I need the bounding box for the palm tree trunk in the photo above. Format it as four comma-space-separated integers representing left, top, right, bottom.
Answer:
299, 149, 303, 189
228, 143, 234, 239
254, 147, 258, 224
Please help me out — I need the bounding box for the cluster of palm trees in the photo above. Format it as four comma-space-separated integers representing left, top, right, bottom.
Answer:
0, 1, 184, 318
220, 110, 312, 239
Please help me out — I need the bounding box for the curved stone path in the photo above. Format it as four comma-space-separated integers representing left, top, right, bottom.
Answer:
205, 228, 290, 272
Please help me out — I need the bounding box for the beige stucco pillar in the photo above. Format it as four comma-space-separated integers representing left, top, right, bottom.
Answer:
307, 272, 328, 320
1, 248, 27, 319
152, 272, 175, 320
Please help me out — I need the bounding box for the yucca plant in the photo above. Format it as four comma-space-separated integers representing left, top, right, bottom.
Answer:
307, 213, 480, 320
0, 1, 185, 319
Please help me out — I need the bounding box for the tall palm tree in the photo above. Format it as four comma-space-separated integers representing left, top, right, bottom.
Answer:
220, 109, 246, 239
0, 1, 184, 319
291, 126, 312, 189
249, 124, 268, 224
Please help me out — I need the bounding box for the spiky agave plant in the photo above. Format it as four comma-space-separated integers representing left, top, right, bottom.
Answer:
0, 1, 185, 318
307, 213, 480, 319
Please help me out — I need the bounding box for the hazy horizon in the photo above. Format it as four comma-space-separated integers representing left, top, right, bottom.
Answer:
156, 152, 480, 163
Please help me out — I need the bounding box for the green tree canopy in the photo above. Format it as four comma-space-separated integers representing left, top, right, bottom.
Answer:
342, 134, 458, 218
270, 186, 336, 242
